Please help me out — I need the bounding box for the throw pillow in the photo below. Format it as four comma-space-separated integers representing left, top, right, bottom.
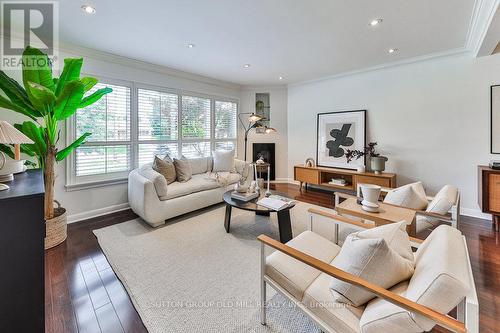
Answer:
425, 185, 458, 218
383, 182, 428, 210
212, 150, 235, 173
173, 155, 192, 182
329, 222, 414, 307
152, 155, 176, 184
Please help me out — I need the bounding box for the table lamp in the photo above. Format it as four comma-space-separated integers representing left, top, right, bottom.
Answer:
0, 121, 34, 190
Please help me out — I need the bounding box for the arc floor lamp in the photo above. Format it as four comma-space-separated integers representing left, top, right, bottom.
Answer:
238, 113, 276, 161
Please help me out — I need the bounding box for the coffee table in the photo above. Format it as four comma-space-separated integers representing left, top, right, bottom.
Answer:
335, 196, 417, 236
222, 190, 295, 243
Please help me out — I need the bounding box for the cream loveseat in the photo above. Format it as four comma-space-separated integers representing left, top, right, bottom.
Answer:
258, 210, 478, 333
128, 157, 251, 227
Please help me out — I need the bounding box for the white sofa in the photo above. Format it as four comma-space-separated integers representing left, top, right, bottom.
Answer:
128, 157, 252, 227
258, 209, 478, 333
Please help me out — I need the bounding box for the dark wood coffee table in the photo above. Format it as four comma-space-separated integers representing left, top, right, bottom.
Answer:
222, 190, 295, 243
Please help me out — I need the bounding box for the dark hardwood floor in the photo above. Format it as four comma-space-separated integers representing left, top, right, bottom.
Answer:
45, 183, 500, 333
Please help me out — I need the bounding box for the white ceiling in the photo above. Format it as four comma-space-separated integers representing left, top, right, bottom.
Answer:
59, 0, 476, 85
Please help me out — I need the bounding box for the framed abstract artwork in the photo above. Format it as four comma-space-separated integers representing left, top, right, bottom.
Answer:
491, 85, 500, 153
316, 110, 366, 169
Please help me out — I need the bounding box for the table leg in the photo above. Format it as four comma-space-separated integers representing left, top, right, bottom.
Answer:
277, 209, 293, 243
224, 204, 232, 233
494, 215, 500, 232
407, 217, 417, 237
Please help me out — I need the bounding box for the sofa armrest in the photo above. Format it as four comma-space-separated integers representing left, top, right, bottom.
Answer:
128, 169, 165, 226
258, 234, 466, 333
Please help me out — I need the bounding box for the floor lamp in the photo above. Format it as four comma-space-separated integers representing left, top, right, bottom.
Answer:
238, 113, 277, 161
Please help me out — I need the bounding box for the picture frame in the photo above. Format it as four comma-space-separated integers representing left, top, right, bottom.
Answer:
316, 110, 366, 169
491, 85, 500, 154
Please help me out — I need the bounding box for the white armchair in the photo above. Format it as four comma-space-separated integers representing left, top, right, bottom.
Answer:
355, 183, 460, 233
258, 209, 478, 333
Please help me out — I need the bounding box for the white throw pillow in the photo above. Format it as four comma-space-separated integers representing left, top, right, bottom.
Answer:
426, 185, 458, 217
329, 222, 414, 307
212, 150, 235, 172
383, 182, 428, 210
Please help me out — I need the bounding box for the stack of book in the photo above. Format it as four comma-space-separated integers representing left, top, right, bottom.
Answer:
230, 191, 259, 202
257, 195, 296, 211
329, 178, 347, 186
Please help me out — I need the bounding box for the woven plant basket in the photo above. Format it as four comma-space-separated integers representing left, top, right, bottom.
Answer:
45, 200, 67, 250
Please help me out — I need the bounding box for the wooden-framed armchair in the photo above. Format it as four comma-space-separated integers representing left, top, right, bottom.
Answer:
354, 183, 460, 233
258, 208, 478, 333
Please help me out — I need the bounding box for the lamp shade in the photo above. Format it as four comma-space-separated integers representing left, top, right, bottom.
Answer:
248, 113, 262, 122
0, 121, 33, 144
264, 126, 277, 134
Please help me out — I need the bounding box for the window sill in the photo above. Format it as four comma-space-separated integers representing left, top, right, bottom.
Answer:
65, 177, 128, 192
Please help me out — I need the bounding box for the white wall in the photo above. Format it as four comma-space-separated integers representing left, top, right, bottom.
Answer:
0, 46, 241, 222
288, 52, 500, 216
238, 86, 288, 180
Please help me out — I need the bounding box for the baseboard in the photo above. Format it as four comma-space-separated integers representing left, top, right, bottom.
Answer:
460, 207, 491, 221
272, 178, 297, 184
67, 203, 130, 224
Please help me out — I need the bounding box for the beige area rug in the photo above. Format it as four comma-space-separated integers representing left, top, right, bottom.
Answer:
93, 202, 340, 333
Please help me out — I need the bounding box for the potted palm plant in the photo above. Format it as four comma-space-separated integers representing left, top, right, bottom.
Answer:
0, 46, 112, 249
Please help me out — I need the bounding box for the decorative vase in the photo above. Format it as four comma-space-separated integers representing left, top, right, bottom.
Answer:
360, 184, 381, 205
44, 200, 67, 249
370, 156, 388, 174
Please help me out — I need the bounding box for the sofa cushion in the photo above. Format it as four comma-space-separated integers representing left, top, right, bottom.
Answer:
138, 164, 168, 198
303, 272, 363, 333
425, 185, 458, 223
359, 226, 470, 332
407, 225, 469, 331
266, 231, 341, 300
359, 281, 423, 333
173, 156, 192, 182
165, 174, 220, 200
152, 155, 176, 184
383, 182, 428, 210
212, 150, 235, 172
190, 157, 211, 175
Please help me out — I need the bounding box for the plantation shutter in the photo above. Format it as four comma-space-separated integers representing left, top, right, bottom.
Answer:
215, 101, 237, 139
181, 95, 211, 139
138, 89, 178, 141
75, 83, 131, 177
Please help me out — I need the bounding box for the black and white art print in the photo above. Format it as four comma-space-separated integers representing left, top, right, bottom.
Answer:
491, 85, 500, 153
316, 110, 366, 169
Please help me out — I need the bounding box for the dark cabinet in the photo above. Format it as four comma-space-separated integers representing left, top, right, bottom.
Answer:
0, 169, 45, 332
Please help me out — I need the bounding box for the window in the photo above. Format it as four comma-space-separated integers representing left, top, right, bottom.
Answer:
72, 82, 131, 183
68, 80, 238, 188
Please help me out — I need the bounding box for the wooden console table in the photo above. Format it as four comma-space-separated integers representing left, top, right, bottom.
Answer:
294, 165, 396, 192
478, 165, 500, 231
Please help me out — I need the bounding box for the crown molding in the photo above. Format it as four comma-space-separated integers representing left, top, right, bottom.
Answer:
58, 41, 242, 91
470, 0, 500, 56
0, 33, 242, 91
240, 84, 287, 91
288, 47, 470, 88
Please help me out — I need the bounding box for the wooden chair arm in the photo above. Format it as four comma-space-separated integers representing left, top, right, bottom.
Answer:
415, 210, 453, 222
308, 208, 423, 245
258, 234, 465, 333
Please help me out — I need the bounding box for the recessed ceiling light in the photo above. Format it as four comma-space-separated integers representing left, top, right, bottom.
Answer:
388, 48, 398, 54
369, 18, 383, 26
187, 43, 195, 48
81, 5, 96, 14
278, 76, 284, 80
243, 64, 251, 69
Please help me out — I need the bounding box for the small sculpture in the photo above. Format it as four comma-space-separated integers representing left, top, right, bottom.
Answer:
305, 157, 315, 167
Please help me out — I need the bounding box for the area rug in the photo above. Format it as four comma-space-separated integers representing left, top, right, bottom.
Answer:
93, 202, 338, 333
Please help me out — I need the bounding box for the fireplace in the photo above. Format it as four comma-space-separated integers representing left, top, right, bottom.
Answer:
252, 143, 275, 180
